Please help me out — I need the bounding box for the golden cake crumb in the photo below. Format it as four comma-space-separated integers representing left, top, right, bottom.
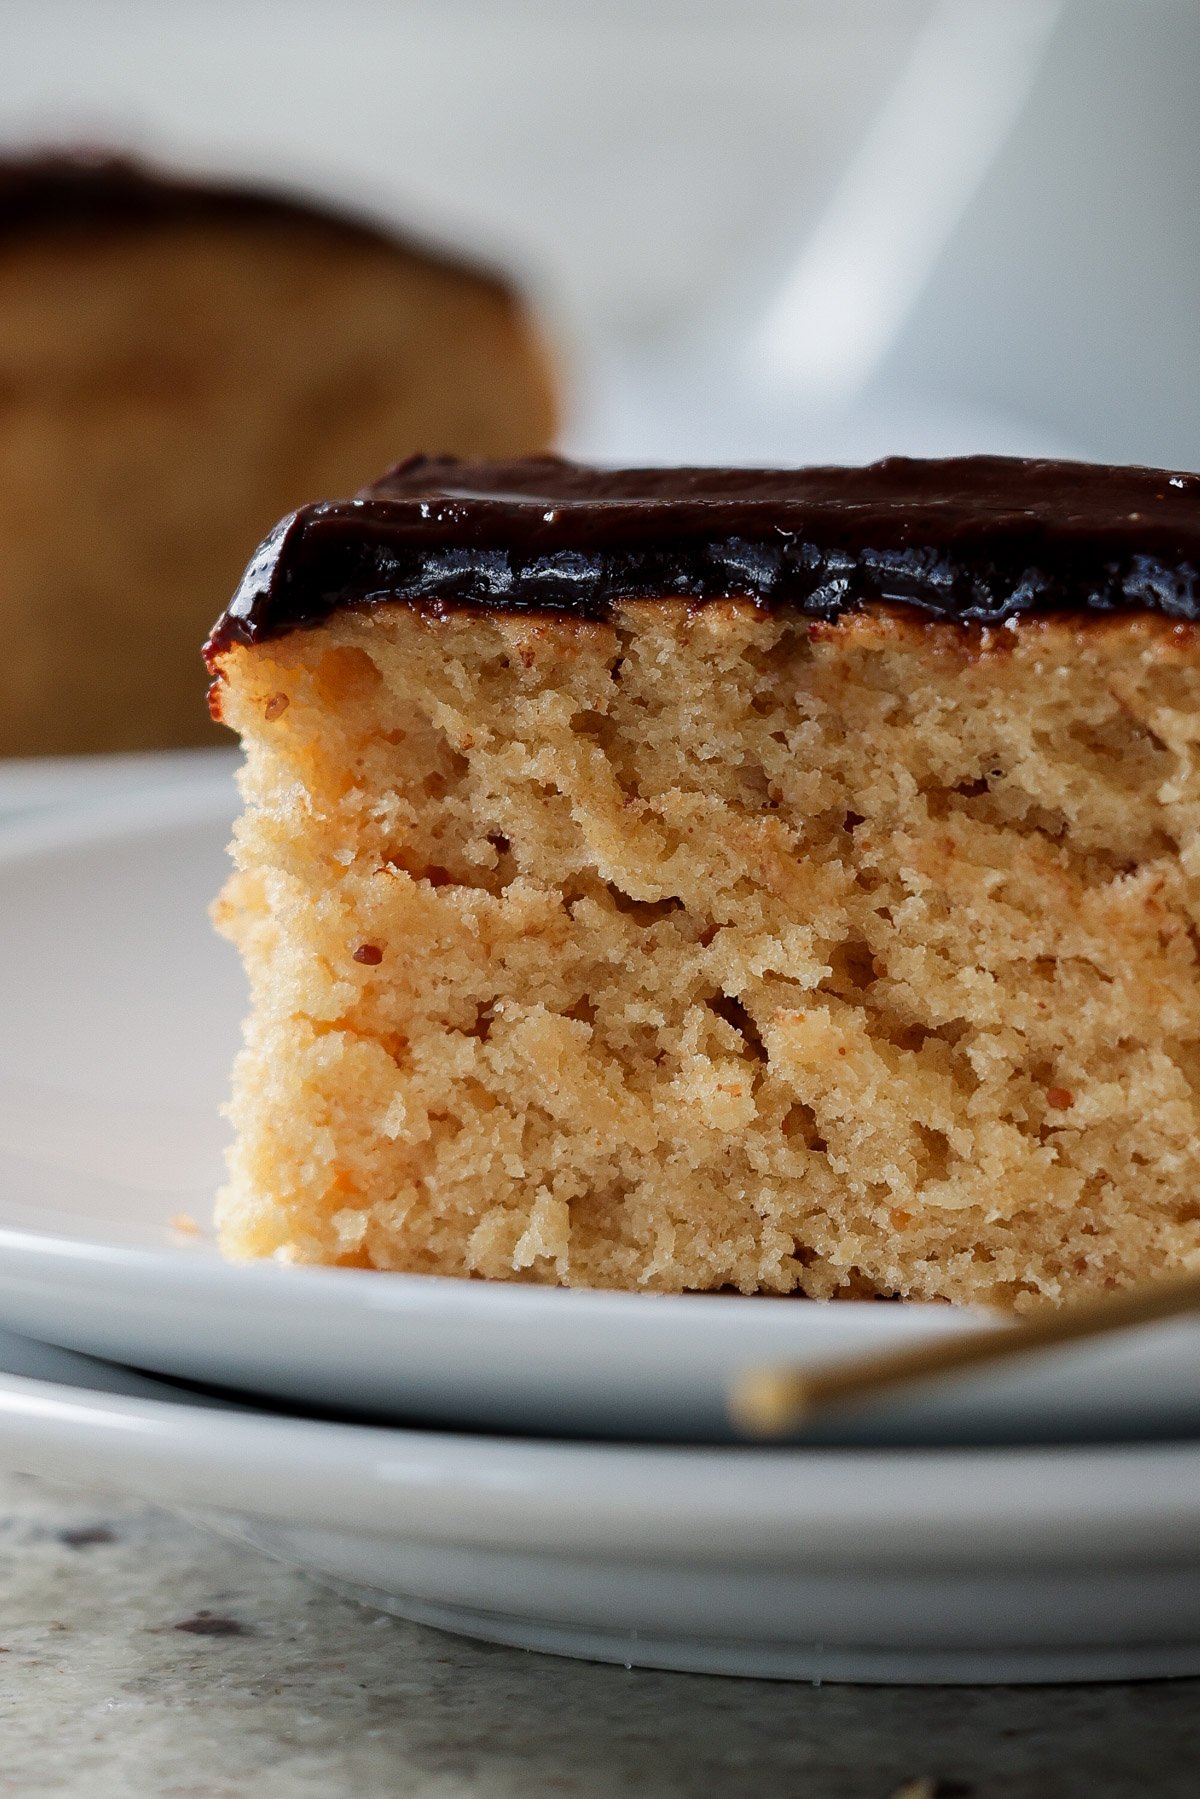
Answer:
210, 598, 1200, 1308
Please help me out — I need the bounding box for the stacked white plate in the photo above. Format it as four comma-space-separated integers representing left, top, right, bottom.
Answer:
3, 755, 1200, 1684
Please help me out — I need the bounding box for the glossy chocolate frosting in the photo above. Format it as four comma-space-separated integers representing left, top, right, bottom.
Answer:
207, 454, 1200, 658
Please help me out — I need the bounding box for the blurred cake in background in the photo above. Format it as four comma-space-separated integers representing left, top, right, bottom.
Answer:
0, 151, 556, 756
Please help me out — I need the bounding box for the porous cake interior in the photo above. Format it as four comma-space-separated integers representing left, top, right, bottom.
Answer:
213, 600, 1200, 1307
0, 220, 552, 755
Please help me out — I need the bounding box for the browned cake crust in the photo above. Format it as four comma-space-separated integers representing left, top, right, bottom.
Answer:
207, 456, 1200, 1309
0, 154, 555, 756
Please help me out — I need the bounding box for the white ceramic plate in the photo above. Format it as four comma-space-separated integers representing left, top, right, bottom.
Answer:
3, 778, 1200, 1445
4, 1322, 1200, 1685
0, 746, 240, 819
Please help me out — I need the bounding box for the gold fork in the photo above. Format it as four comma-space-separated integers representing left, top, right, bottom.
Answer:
729, 1269, 1200, 1437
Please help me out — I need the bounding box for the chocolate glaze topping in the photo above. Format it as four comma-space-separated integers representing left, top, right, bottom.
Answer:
206, 453, 1200, 658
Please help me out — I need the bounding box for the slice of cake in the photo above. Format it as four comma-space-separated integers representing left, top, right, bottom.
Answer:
0, 152, 555, 756
206, 455, 1200, 1309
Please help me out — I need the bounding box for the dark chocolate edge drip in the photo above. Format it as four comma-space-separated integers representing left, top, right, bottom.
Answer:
205, 519, 1200, 659
204, 456, 1200, 662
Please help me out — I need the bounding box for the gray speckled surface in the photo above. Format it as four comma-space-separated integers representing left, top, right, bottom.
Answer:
2, 1468, 1198, 1799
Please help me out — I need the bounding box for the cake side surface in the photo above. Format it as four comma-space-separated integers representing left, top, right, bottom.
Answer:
210, 594, 1200, 1308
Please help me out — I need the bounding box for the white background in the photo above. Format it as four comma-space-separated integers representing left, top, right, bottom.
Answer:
2, 0, 1198, 466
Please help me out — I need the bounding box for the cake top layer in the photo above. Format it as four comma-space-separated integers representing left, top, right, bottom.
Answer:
0, 151, 507, 286
207, 453, 1200, 656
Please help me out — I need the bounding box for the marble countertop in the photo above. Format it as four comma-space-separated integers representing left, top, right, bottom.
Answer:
2, 1469, 1198, 1798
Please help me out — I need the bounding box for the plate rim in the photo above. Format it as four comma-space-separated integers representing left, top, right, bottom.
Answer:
5, 1353, 1200, 1565
0, 1218, 987, 1332
0, 769, 239, 859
